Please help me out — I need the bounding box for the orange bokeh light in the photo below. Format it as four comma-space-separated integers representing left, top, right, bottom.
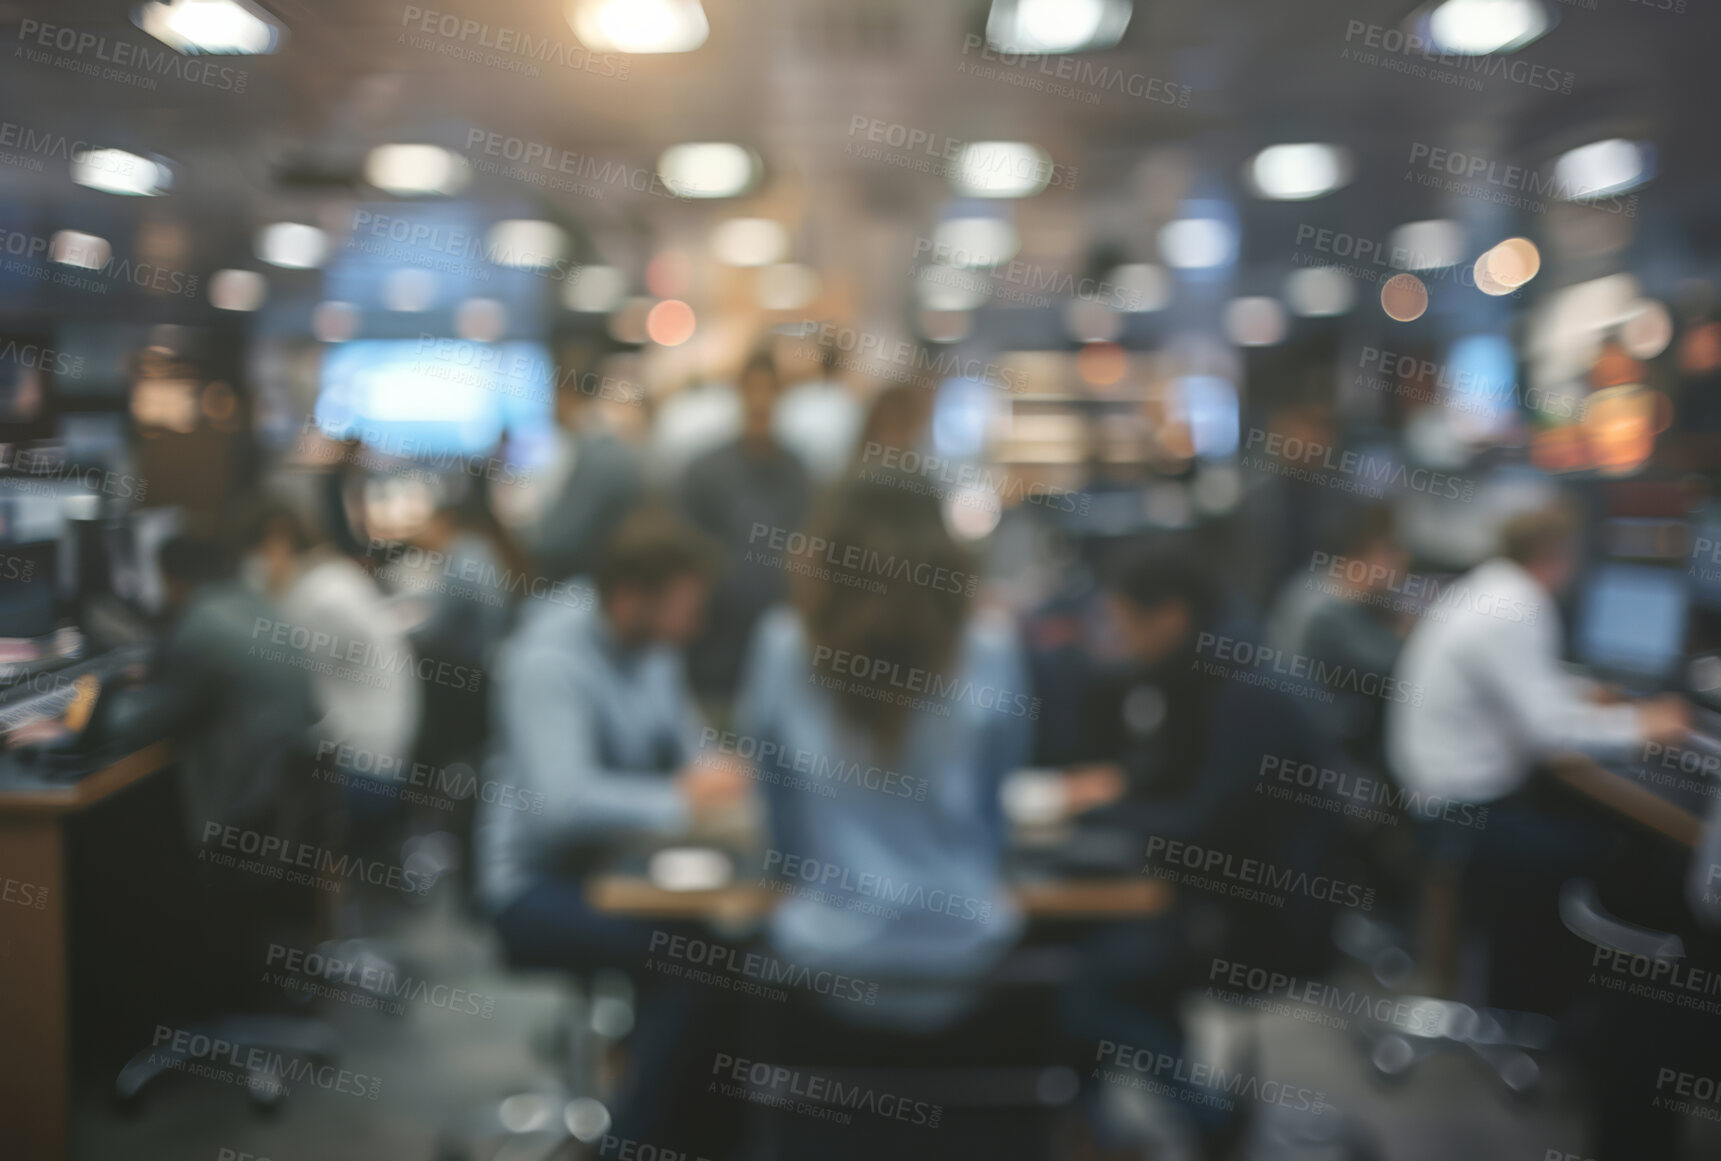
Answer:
646, 299, 697, 346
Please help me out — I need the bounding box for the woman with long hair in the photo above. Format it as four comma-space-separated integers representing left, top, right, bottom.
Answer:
734, 477, 1033, 1029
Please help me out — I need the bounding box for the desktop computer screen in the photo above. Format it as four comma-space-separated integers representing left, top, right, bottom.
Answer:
1575, 563, 1689, 684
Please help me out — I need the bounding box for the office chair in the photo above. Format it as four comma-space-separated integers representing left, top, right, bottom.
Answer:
113, 749, 340, 1112
1336, 824, 1558, 1095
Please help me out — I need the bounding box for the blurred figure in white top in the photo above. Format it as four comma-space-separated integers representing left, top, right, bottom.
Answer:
1389, 501, 1688, 804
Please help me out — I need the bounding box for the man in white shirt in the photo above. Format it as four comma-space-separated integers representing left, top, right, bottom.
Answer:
1389, 503, 1688, 804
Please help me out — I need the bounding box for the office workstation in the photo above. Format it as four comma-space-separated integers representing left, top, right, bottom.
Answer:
2, 1, 1721, 1160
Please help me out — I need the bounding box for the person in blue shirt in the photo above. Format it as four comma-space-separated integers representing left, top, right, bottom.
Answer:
734, 477, 1032, 1031
728, 477, 1038, 1158
474, 506, 750, 1149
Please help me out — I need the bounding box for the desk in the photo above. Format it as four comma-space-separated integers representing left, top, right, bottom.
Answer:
589, 875, 1171, 921
0, 741, 173, 1161
1545, 752, 1704, 849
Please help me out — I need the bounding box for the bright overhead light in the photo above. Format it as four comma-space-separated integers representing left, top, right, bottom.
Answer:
1284, 266, 1355, 317
569, 0, 708, 53
1111, 263, 1171, 312
1427, 0, 1547, 54
1381, 273, 1429, 322
256, 222, 328, 269
486, 220, 567, 269
1225, 297, 1288, 346
209, 269, 267, 311
50, 231, 110, 270
71, 149, 169, 196
136, 0, 282, 54
931, 217, 1019, 268
364, 145, 469, 197
952, 142, 1053, 199
1158, 218, 1233, 269
711, 218, 789, 266
1246, 144, 1352, 200
657, 143, 757, 199
1389, 219, 1465, 270
1554, 139, 1649, 200
563, 265, 627, 312
984, 0, 1131, 54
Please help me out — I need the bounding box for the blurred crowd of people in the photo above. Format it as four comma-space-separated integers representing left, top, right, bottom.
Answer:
147, 333, 1708, 1160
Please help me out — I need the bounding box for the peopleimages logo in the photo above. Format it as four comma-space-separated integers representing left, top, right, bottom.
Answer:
810, 644, 1041, 720
264, 942, 498, 1019
844, 116, 1079, 193
1406, 143, 1638, 217
699, 726, 929, 801
1305, 550, 1541, 627
711, 1053, 943, 1128
788, 321, 1025, 394
762, 848, 995, 924
647, 930, 880, 1005
1143, 835, 1377, 911
1195, 631, 1425, 708
148, 1025, 381, 1101
16, 19, 249, 92
1341, 20, 1574, 94
1207, 956, 1444, 1034
1257, 753, 1488, 829
747, 521, 981, 597
1242, 428, 1477, 502
398, 6, 629, 80
957, 34, 1191, 107
1095, 1040, 1329, 1114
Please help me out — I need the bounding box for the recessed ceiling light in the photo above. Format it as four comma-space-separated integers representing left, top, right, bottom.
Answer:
1246, 144, 1352, 201
136, 0, 283, 54
365, 145, 469, 197
1225, 297, 1288, 346
72, 149, 170, 196
1427, 0, 1547, 55
569, 0, 708, 53
984, 0, 1131, 54
756, 264, 822, 311
51, 231, 110, 270
256, 223, 328, 269
657, 143, 757, 198
952, 142, 1053, 199
931, 217, 1019, 268
1389, 219, 1465, 270
486, 220, 567, 270
1553, 139, 1650, 200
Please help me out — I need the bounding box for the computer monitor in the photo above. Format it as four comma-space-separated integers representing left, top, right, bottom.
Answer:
1575, 563, 1689, 686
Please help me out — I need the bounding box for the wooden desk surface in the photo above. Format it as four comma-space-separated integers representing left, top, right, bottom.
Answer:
589, 874, 1171, 921
1545, 752, 1704, 849
0, 740, 174, 815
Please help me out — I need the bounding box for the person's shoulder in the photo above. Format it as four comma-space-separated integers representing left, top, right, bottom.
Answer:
962, 608, 1025, 671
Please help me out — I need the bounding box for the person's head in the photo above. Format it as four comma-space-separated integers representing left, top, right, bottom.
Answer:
594, 507, 720, 647
1104, 546, 1217, 667
794, 480, 973, 753
1326, 503, 1408, 595
1498, 502, 1582, 595
158, 535, 226, 615
737, 349, 780, 448
231, 498, 317, 596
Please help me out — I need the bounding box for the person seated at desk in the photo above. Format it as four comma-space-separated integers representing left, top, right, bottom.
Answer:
1385, 501, 1690, 1029
1388, 501, 1689, 806
731, 479, 1033, 1158
475, 507, 750, 1146
1053, 547, 1346, 1157
154, 533, 318, 842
